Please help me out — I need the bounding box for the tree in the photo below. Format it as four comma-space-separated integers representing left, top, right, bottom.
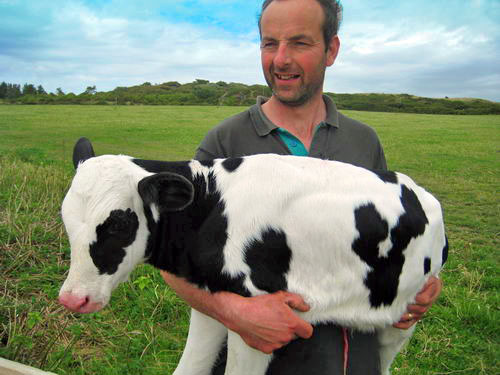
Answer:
6, 84, 22, 99
165, 81, 181, 88
84, 85, 97, 95
0, 82, 7, 98
56, 87, 65, 96
22, 83, 37, 96
37, 85, 47, 95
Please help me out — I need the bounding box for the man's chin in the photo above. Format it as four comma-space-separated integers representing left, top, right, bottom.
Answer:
273, 91, 312, 107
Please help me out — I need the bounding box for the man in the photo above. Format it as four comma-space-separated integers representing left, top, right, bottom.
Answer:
162, 0, 443, 373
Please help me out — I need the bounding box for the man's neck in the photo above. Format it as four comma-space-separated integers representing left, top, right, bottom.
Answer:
262, 92, 327, 150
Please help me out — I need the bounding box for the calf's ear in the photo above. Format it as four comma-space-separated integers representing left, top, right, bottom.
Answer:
73, 137, 96, 169
138, 172, 195, 212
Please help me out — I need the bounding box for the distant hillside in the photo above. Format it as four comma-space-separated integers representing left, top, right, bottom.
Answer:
2, 80, 499, 115
327, 92, 500, 115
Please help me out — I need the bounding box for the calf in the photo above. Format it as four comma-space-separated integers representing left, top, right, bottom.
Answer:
59, 138, 448, 375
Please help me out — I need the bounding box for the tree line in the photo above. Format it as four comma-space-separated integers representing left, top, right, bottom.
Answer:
1, 80, 499, 115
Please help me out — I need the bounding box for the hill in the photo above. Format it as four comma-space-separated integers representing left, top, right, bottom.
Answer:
1, 80, 499, 115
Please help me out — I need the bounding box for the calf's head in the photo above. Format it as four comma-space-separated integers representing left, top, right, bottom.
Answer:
58, 138, 194, 313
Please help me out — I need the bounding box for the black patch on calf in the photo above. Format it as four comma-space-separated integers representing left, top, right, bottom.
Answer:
442, 236, 449, 266
352, 204, 395, 307
198, 159, 215, 168
244, 228, 291, 293
398, 185, 429, 236
207, 171, 217, 195
133, 159, 193, 175
89, 209, 139, 275
424, 257, 431, 275
210, 339, 228, 375
143, 170, 249, 296
221, 157, 244, 173
190, 200, 249, 296
352, 203, 390, 267
352, 185, 429, 307
370, 169, 398, 184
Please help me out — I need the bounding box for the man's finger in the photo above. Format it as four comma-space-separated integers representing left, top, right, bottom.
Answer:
407, 304, 427, 315
282, 292, 311, 312
393, 320, 416, 330
393, 312, 421, 329
277, 292, 313, 339
415, 277, 442, 305
294, 319, 314, 339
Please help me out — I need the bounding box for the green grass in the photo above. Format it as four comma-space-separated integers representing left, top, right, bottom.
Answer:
0, 105, 238, 162
1, 105, 499, 374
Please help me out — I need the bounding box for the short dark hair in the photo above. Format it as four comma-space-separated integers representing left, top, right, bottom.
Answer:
258, 0, 343, 48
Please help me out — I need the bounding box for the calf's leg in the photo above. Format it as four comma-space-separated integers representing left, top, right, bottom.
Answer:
378, 325, 415, 375
174, 309, 227, 375
225, 330, 272, 375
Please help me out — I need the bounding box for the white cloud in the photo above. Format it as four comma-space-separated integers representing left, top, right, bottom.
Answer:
324, 19, 499, 99
0, 1, 264, 94
1, 0, 499, 101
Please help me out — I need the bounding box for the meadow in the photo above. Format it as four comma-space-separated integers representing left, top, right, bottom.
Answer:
0, 105, 498, 375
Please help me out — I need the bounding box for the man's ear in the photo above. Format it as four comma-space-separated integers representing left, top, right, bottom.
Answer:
326, 35, 340, 67
138, 172, 195, 212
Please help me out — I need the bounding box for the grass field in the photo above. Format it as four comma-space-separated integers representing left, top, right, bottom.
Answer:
0, 105, 498, 374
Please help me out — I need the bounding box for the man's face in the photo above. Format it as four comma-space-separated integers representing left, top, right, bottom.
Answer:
260, 0, 339, 106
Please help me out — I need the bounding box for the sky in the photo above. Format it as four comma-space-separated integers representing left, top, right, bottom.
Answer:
1, 0, 499, 101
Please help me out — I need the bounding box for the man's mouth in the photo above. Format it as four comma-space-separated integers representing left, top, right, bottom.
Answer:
275, 73, 300, 81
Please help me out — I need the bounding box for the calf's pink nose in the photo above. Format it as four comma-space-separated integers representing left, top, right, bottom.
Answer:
59, 292, 89, 312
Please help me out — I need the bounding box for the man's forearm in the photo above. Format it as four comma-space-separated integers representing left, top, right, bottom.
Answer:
160, 270, 233, 324
160, 270, 313, 354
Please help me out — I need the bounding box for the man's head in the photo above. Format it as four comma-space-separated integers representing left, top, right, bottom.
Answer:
258, 0, 342, 106
259, 0, 342, 50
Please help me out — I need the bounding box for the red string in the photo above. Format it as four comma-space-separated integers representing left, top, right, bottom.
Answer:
342, 327, 349, 375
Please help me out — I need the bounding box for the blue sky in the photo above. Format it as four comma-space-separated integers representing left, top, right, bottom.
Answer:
1, 0, 499, 101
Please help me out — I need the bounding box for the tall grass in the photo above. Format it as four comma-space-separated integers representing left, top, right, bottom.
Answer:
0, 105, 498, 374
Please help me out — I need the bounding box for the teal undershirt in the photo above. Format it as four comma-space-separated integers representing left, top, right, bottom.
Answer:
276, 124, 324, 156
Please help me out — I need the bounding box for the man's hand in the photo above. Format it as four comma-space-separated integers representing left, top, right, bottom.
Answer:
215, 291, 313, 354
161, 271, 313, 354
394, 276, 443, 329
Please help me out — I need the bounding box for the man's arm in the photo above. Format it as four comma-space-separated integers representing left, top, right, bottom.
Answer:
161, 271, 313, 354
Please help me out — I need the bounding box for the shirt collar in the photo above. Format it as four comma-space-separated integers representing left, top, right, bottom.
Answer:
251, 95, 340, 137
323, 94, 340, 128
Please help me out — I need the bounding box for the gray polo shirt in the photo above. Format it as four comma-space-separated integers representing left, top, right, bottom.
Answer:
195, 95, 387, 171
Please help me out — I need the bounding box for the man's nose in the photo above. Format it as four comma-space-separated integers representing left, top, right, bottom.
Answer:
273, 43, 292, 68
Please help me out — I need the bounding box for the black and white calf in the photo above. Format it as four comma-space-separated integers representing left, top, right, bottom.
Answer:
59, 138, 448, 375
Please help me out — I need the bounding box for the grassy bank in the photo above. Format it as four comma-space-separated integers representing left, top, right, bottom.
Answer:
0, 105, 498, 374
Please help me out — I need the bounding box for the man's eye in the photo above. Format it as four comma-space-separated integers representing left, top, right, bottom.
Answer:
261, 42, 277, 49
